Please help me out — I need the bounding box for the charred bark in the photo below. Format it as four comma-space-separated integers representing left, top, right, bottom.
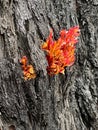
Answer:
0, 0, 98, 130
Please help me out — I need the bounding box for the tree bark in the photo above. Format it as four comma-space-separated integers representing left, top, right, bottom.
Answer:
0, 0, 98, 130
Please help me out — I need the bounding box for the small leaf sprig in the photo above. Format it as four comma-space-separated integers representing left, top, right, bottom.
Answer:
42, 26, 80, 75
20, 56, 36, 80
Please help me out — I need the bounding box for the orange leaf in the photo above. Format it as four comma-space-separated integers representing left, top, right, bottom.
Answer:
20, 56, 36, 80
42, 26, 80, 75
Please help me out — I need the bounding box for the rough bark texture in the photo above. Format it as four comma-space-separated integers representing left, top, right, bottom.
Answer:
0, 0, 98, 130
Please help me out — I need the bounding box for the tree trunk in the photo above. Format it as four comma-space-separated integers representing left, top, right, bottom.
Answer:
0, 0, 98, 130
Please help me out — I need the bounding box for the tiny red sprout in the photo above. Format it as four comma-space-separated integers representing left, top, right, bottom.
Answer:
20, 56, 27, 66
42, 26, 80, 75
20, 56, 36, 80
42, 29, 54, 51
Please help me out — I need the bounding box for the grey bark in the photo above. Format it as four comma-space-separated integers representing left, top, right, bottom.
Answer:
0, 0, 98, 130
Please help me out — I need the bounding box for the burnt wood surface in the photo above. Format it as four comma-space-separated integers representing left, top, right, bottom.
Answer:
0, 0, 98, 130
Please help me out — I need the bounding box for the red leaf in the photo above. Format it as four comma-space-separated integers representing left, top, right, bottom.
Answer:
20, 56, 36, 80
42, 26, 80, 75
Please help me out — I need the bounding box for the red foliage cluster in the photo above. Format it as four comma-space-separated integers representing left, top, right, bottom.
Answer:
20, 56, 36, 80
42, 26, 80, 75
